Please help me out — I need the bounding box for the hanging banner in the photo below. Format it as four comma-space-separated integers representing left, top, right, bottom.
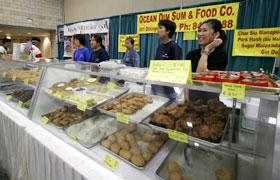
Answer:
118, 34, 140, 52
183, 31, 197, 40
137, 3, 239, 34
232, 27, 280, 57
64, 19, 110, 36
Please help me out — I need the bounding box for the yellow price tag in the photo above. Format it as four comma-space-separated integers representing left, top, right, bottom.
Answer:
67, 132, 79, 141
69, 95, 80, 103
6, 95, 12, 101
45, 89, 53, 94
104, 154, 118, 169
222, 83, 246, 100
78, 77, 85, 81
12, 76, 17, 81
116, 113, 130, 124
87, 78, 97, 83
18, 101, 23, 107
107, 82, 117, 89
146, 60, 192, 85
77, 101, 87, 111
41, 116, 50, 125
2, 72, 7, 77
168, 129, 188, 143
24, 78, 29, 84
56, 91, 63, 98
82, 93, 92, 101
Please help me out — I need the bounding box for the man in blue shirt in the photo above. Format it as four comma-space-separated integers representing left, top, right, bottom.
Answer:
151, 19, 182, 106
73, 35, 91, 62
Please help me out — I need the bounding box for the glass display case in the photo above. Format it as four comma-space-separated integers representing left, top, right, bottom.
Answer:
11, 61, 280, 180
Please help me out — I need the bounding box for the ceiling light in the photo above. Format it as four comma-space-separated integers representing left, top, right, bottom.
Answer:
6, 36, 11, 39
18, 34, 22, 36
0, 30, 2, 33
27, 32, 31, 35
26, 18, 33, 23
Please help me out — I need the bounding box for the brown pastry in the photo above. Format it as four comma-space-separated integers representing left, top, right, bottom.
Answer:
153, 140, 164, 149
168, 162, 181, 173
107, 135, 116, 143
216, 169, 231, 180
159, 133, 169, 143
119, 150, 132, 161
169, 171, 183, 180
142, 133, 153, 143
119, 142, 130, 150
142, 150, 152, 162
128, 139, 138, 147
126, 123, 137, 132
148, 143, 158, 154
101, 140, 111, 149
184, 178, 193, 180
131, 155, 145, 167
133, 132, 141, 141
110, 143, 121, 154
130, 146, 142, 155
125, 133, 135, 142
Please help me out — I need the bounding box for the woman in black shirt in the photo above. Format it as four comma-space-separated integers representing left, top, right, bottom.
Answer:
185, 19, 227, 102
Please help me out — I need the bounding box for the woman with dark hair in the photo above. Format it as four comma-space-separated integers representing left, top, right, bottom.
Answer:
123, 37, 140, 67
184, 19, 227, 102
73, 34, 91, 62
90, 34, 109, 63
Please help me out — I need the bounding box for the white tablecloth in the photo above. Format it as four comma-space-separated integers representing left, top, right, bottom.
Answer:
0, 101, 124, 180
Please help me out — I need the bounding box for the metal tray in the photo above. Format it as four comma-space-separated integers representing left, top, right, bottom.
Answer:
192, 77, 280, 95
99, 123, 169, 169
156, 142, 236, 180
42, 106, 95, 129
147, 110, 230, 148
64, 93, 113, 111
64, 113, 125, 148
8, 89, 34, 103
87, 86, 129, 98
43, 88, 69, 100
98, 92, 169, 123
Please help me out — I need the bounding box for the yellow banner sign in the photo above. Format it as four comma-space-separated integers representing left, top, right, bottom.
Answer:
232, 27, 280, 57
118, 34, 140, 52
137, 3, 239, 34
183, 31, 197, 40
146, 60, 192, 84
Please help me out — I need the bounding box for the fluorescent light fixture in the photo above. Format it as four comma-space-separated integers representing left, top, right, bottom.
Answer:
26, 18, 33, 23
18, 34, 22, 36
6, 36, 11, 39
0, 30, 2, 33
27, 32, 31, 35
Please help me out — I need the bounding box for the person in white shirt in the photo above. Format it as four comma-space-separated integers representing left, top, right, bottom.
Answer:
30, 37, 42, 62
0, 39, 11, 55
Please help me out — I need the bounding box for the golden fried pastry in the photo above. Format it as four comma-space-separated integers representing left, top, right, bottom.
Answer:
130, 146, 142, 155
119, 150, 132, 161
145, 129, 154, 135
169, 171, 182, 180
110, 143, 121, 154
126, 123, 137, 132
131, 155, 145, 167
216, 169, 231, 180
128, 139, 138, 147
142, 133, 153, 143
168, 162, 181, 173
107, 135, 116, 143
153, 140, 164, 148
153, 129, 161, 135
101, 140, 111, 149
184, 178, 193, 180
125, 133, 135, 142
119, 142, 130, 150
148, 143, 159, 154
143, 150, 152, 162
159, 133, 169, 143
133, 132, 141, 141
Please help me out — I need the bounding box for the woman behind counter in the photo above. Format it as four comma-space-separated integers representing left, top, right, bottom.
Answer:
90, 34, 109, 63
73, 35, 91, 62
184, 19, 227, 102
123, 37, 140, 67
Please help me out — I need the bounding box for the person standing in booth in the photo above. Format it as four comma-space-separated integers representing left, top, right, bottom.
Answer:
123, 37, 140, 67
184, 19, 228, 102
73, 34, 91, 62
89, 34, 109, 63
151, 19, 182, 106
0, 38, 11, 55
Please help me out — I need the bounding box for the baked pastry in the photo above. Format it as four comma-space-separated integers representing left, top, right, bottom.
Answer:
169, 171, 182, 180
101, 140, 111, 149
216, 169, 231, 180
125, 133, 135, 142
119, 142, 130, 150
107, 135, 116, 143
130, 146, 142, 155
142, 133, 153, 143
110, 143, 121, 154
119, 150, 132, 161
148, 143, 158, 154
184, 178, 193, 180
131, 155, 145, 167
168, 162, 181, 173
153, 140, 164, 149
142, 150, 152, 162
133, 132, 141, 141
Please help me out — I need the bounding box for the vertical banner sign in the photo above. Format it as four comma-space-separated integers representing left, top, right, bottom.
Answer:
118, 34, 140, 52
146, 60, 192, 84
137, 3, 239, 34
232, 28, 280, 57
